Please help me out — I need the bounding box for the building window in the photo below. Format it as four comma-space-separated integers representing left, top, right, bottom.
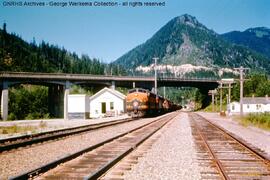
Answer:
247, 105, 249, 109
101, 102, 106, 114
110, 102, 114, 110
256, 104, 261, 110
232, 105, 235, 110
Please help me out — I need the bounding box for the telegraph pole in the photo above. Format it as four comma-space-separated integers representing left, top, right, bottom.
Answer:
221, 79, 234, 115
153, 57, 159, 94
234, 66, 249, 117
208, 89, 217, 112
228, 83, 231, 105
219, 82, 223, 112
163, 86, 166, 98
212, 92, 215, 112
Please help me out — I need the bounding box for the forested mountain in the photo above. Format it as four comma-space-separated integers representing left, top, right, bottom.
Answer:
114, 14, 270, 76
222, 27, 270, 58
0, 24, 126, 75
0, 24, 128, 120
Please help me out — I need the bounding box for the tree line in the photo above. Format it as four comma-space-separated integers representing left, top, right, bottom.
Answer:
0, 23, 127, 75
0, 23, 127, 120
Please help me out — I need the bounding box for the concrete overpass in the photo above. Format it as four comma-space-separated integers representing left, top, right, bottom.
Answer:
0, 72, 219, 120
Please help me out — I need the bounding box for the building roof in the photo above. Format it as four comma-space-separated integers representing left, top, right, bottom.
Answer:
242, 97, 270, 104
68, 94, 88, 97
89, 87, 126, 101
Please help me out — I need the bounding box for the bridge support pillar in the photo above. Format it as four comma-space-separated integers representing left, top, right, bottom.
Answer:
48, 85, 64, 118
64, 81, 70, 120
200, 88, 211, 109
111, 81, 115, 90
133, 82, 136, 88
1, 82, 8, 121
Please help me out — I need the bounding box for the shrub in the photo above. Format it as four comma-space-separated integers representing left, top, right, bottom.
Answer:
8, 113, 16, 120
25, 113, 35, 120
244, 112, 270, 129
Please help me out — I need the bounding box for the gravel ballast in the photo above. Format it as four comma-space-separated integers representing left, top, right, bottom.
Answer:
197, 112, 270, 156
3, 112, 267, 179
0, 116, 159, 179
124, 112, 201, 180
0, 115, 128, 139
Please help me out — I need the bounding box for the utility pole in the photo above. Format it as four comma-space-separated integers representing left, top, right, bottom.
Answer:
221, 79, 234, 115
153, 57, 159, 94
208, 89, 217, 112
163, 86, 166, 98
215, 96, 218, 112
228, 83, 231, 105
212, 92, 215, 112
234, 66, 249, 117
228, 83, 232, 114
219, 82, 223, 113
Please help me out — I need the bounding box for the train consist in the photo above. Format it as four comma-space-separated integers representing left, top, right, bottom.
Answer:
126, 88, 181, 118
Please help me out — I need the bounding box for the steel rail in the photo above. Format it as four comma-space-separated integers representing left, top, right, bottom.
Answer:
200, 114, 270, 166
10, 112, 177, 180
0, 118, 133, 152
190, 113, 270, 179
85, 113, 176, 180
190, 115, 229, 180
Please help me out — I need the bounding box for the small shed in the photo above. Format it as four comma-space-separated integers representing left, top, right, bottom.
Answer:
89, 87, 126, 118
68, 94, 90, 119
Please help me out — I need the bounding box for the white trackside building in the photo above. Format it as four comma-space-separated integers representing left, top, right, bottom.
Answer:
68, 94, 90, 119
229, 96, 270, 114
89, 87, 126, 118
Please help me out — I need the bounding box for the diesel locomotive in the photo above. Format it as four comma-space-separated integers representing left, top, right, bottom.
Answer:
126, 88, 181, 118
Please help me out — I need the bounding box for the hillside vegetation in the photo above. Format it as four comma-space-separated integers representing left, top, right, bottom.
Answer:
222, 27, 270, 58
0, 24, 126, 120
114, 14, 270, 76
0, 24, 126, 75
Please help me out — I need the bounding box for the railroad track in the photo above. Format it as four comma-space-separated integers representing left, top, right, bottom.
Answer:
189, 113, 270, 180
0, 118, 133, 152
11, 112, 178, 180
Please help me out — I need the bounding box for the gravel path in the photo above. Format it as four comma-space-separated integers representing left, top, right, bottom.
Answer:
0, 116, 158, 179
124, 112, 201, 180
197, 112, 270, 156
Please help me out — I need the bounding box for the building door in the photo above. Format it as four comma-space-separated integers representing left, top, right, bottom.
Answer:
101, 102, 106, 114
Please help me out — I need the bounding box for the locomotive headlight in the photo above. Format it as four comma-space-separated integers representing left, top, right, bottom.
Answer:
133, 101, 139, 107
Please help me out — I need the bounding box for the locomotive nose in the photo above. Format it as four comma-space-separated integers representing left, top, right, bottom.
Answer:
133, 101, 139, 107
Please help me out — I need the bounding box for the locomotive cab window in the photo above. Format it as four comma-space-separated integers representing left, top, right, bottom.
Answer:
128, 89, 136, 93
138, 89, 147, 93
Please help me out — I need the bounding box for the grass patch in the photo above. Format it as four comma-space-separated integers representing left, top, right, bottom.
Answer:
203, 104, 227, 112
0, 125, 36, 134
0, 122, 48, 135
238, 113, 270, 130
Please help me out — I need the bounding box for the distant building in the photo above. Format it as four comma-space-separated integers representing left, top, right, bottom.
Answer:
68, 94, 90, 119
89, 87, 126, 118
229, 96, 270, 114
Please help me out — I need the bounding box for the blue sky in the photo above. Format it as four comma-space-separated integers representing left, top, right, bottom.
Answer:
1, 0, 270, 62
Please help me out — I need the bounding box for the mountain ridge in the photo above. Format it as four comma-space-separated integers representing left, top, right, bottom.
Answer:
222, 27, 270, 58
114, 14, 270, 76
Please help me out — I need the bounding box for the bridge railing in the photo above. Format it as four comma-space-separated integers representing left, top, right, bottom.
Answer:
0, 71, 220, 81
158, 75, 220, 81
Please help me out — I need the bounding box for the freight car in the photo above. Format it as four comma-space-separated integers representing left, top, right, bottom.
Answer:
126, 88, 181, 118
